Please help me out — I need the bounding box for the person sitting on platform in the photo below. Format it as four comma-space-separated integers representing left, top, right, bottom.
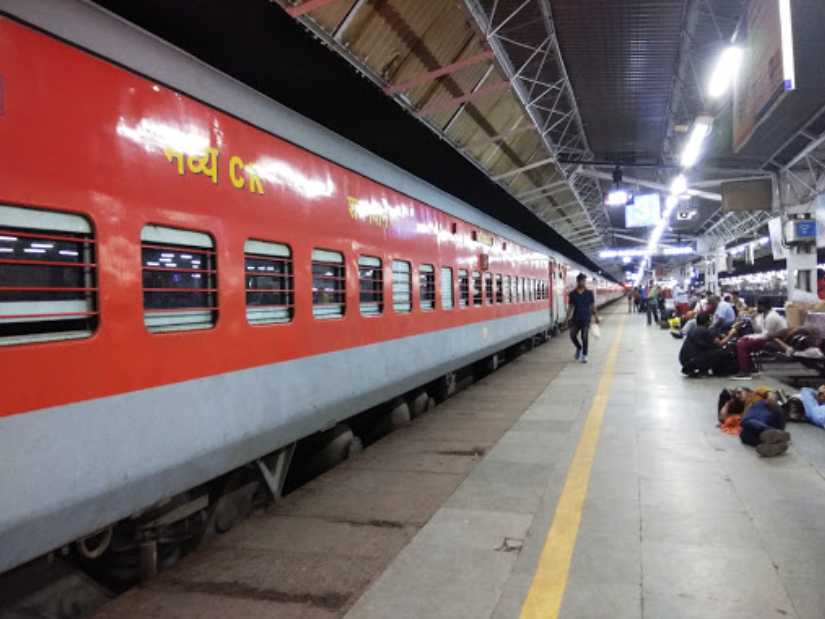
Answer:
799, 385, 825, 428
710, 294, 736, 334
732, 298, 788, 381
739, 390, 791, 457
679, 313, 735, 377
731, 291, 746, 315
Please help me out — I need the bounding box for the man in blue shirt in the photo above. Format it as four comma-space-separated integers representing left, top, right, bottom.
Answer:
710, 294, 735, 333
739, 391, 791, 457
799, 385, 825, 428
565, 273, 600, 363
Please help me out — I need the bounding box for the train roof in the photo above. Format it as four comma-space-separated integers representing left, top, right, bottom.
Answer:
1, 0, 599, 277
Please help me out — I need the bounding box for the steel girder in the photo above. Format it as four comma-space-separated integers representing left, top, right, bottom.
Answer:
277, 0, 610, 266
463, 0, 610, 257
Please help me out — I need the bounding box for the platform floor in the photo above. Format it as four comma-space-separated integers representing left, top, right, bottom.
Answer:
93, 307, 825, 619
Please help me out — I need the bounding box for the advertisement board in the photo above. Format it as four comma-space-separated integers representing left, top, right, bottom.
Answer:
732, 0, 792, 152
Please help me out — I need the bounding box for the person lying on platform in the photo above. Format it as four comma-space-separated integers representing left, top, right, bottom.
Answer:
799, 385, 825, 428
731, 298, 788, 381
739, 390, 791, 457
679, 313, 736, 377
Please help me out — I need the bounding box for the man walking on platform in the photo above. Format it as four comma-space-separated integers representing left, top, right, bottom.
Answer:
566, 273, 600, 363
646, 280, 659, 326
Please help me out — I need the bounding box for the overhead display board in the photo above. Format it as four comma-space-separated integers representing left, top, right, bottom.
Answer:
625, 194, 661, 228
732, 0, 795, 152
721, 178, 773, 212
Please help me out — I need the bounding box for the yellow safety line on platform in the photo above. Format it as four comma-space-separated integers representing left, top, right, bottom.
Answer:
519, 315, 626, 619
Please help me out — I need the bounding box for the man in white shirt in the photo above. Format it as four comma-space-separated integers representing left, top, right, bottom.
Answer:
732, 297, 788, 380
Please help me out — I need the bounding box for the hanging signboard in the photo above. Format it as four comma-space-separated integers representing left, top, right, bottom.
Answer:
732, 0, 796, 153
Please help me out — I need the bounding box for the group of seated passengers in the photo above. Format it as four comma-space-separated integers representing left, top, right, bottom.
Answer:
678, 297, 789, 380
717, 384, 825, 458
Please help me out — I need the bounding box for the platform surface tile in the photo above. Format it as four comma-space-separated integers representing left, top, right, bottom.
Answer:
346, 309, 825, 619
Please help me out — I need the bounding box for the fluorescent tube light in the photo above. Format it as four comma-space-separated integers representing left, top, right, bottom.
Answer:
670, 175, 688, 196
680, 116, 713, 168
707, 47, 743, 98
605, 189, 630, 206
779, 0, 796, 91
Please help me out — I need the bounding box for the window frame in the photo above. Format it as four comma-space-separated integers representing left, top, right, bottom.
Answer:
471, 271, 482, 307
312, 248, 346, 320
440, 266, 454, 310
495, 273, 503, 304
419, 263, 436, 311
358, 255, 384, 316
391, 259, 412, 313
484, 272, 494, 305
244, 239, 294, 326
141, 224, 217, 334
458, 269, 469, 308
0, 204, 99, 346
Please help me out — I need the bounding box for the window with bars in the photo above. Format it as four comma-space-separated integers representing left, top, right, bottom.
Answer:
313, 249, 346, 319
495, 274, 503, 303
359, 255, 383, 316
440, 267, 453, 310
0, 205, 98, 346
419, 264, 435, 311
504, 275, 511, 303
244, 240, 293, 325
392, 260, 411, 312
484, 272, 493, 304
458, 269, 469, 308
142, 225, 216, 333
472, 271, 482, 306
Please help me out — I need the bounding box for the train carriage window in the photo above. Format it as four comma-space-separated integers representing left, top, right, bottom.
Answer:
495, 274, 503, 304
244, 240, 294, 325
312, 249, 346, 319
484, 272, 493, 304
458, 269, 469, 308
472, 271, 482, 306
504, 275, 511, 303
0, 205, 98, 346
440, 267, 453, 310
392, 260, 412, 313
419, 264, 435, 311
358, 256, 383, 316
142, 225, 216, 333
513, 276, 520, 303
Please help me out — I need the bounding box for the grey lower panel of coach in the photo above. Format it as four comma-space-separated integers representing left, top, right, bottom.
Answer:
0, 310, 549, 573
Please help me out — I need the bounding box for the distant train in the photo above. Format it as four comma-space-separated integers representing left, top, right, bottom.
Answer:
0, 0, 623, 574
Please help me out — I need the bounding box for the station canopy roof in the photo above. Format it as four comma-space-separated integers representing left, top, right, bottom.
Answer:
96, 0, 825, 278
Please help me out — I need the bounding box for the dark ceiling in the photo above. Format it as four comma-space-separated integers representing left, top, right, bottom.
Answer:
552, 0, 686, 164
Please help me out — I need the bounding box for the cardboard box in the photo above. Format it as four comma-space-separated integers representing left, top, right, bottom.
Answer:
785, 302, 810, 328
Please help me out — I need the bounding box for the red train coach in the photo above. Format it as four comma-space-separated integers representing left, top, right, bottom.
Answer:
0, 0, 621, 573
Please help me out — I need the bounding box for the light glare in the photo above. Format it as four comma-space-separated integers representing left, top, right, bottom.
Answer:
707, 47, 743, 98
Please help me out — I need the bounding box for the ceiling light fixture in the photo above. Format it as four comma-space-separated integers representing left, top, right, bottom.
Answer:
605, 165, 631, 206
779, 0, 796, 91
707, 47, 744, 98
670, 174, 688, 196
680, 116, 713, 168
